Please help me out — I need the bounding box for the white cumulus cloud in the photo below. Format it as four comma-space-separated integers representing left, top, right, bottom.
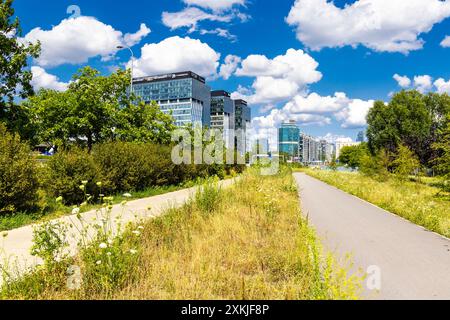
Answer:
219, 54, 241, 80
162, 7, 232, 32
434, 78, 450, 94
393, 74, 411, 88
232, 49, 322, 105
31, 66, 69, 91
131, 36, 221, 79
183, 0, 246, 11
441, 36, 450, 47
335, 99, 375, 129
286, 0, 450, 54
413, 75, 433, 93
21, 16, 150, 67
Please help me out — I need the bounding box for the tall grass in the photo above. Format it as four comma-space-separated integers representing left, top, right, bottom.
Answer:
1, 168, 361, 300
305, 169, 450, 238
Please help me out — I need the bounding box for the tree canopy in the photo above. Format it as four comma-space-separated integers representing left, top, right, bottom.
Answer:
367, 90, 450, 167
339, 143, 369, 169
0, 0, 40, 132
24, 66, 176, 150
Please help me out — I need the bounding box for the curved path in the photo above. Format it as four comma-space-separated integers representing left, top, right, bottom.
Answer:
0, 179, 235, 286
294, 173, 450, 300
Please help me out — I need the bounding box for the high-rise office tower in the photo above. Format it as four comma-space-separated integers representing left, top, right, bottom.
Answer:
279, 121, 300, 158
211, 90, 235, 149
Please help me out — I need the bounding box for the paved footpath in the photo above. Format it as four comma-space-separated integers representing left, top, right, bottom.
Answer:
294, 173, 450, 300
0, 179, 235, 286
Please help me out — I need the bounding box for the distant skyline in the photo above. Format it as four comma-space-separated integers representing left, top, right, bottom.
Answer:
13, 0, 450, 148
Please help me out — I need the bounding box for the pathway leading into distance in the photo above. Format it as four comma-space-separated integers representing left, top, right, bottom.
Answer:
0, 179, 236, 286
294, 173, 450, 300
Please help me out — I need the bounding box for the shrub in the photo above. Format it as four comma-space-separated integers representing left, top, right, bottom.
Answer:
0, 124, 39, 215
44, 148, 99, 205
359, 149, 390, 181
93, 142, 188, 194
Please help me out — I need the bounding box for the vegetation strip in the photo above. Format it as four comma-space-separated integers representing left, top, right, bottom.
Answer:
1, 169, 361, 300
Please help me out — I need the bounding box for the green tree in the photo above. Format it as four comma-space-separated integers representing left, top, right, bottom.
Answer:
367, 90, 450, 167
115, 101, 175, 144
339, 143, 369, 168
392, 144, 421, 181
433, 119, 450, 190
28, 66, 176, 150
0, 0, 40, 131
360, 149, 391, 181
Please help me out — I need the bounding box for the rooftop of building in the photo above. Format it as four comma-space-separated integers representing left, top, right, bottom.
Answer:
211, 90, 231, 98
133, 71, 206, 84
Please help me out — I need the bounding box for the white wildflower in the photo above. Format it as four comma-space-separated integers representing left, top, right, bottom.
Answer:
129, 249, 137, 255
123, 193, 132, 198
96, 260, 102, 265
99, 243, 108, 249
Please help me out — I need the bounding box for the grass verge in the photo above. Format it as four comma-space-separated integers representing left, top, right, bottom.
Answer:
305, 169, 450, 238
0, 168, 361, 300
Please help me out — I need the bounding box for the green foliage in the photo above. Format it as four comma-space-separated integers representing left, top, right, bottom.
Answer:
359, 149, 390, 181
115, 101, 175, 144
44, 148, 99, 205
0, 0, 41, 133
93, 142, 184, 194
367, 90, 450, 167
329, 156, 338, 171
31, 221, 69, 267
433, 119, 450, 191
392, 145, 421, 181
195, 179, 222, 214
0, 124, 39, 214
339, 143, 369, 168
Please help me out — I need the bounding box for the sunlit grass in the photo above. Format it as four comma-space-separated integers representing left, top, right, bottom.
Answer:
305, 169, 450, 238
1, 168, 361, 300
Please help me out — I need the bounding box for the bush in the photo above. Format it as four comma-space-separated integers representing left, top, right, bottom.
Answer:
44, 148, 98, 205
0, 124, 39, 215
93, 142, 190, 194
359, 149, 390, 181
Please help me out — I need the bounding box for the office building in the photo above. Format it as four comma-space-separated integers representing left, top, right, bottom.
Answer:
133, 71, 211, 127
211, 90, 235, 149
234, 99, 251, 154
279, 121, 300, 158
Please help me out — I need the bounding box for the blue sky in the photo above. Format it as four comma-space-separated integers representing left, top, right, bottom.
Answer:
12, 0, 450, 145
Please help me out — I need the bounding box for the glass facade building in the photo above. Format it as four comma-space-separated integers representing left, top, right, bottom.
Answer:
133, 71, 211, 127
233, 99, 251, 154
211, 90, 235, 149
278, 121, 300, 158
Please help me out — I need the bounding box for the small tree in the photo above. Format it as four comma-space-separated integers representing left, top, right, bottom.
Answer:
392, 145, 421, 181
360, 149, 391, 181
433, 119, 450, 192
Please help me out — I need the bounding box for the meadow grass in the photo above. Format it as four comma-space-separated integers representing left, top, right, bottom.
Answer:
305, 169, 450, 238
0, 182, 208, 233
0, 168, 361, 300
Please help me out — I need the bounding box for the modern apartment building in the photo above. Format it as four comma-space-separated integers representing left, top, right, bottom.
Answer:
299, 133, 321, 164
233, 99, 251, 154
211, 90, 235, 149
278, 121, 300, 158
132, 71, 211, 127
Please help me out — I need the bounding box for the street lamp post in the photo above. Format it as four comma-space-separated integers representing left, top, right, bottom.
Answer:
117, 45, 134, 95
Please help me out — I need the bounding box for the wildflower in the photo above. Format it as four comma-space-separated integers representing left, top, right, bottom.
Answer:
97, 182, 103, 187
107, 239, 113, 245
129, 249, 137, 255
132, 230, 141, 236
123, 193, 132, 198
82, 180, 88, 185
72, 207, 80, 215
56, 196, 63, 203
96, 260, 102, 265
99, 243, 108, 249
107, 252, 112, 256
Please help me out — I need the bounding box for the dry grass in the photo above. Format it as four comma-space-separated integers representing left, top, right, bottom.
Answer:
306, 169, 450, 238
1, 168, 361, 300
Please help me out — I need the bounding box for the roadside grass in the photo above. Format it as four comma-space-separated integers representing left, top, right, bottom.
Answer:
305, 169, 450, 238
0, 179, 214, 233
0, 168, 362, 300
